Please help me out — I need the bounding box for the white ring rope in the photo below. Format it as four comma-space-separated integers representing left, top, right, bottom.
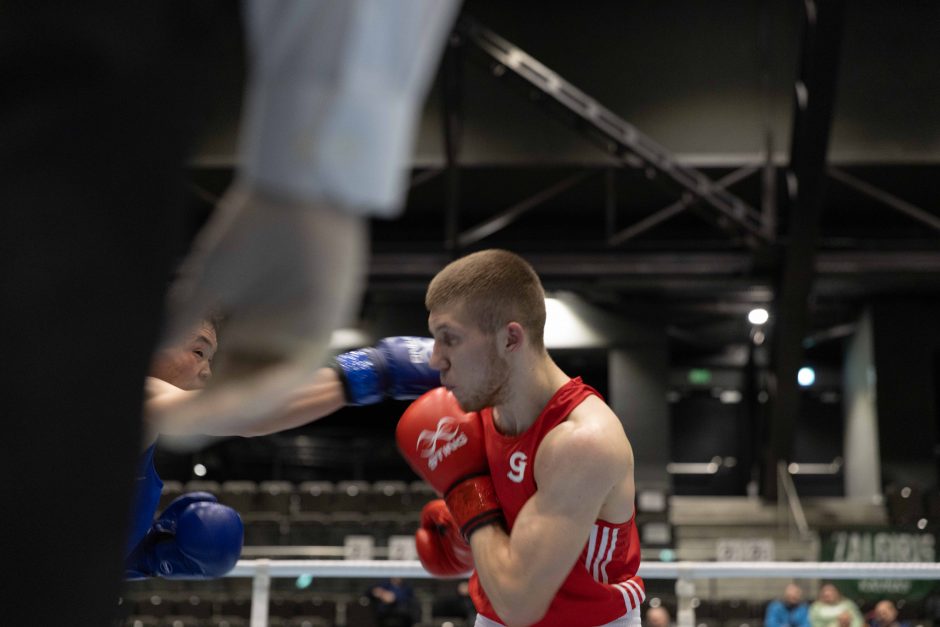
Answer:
228, 559, 940, 580
224, 560, 940, 627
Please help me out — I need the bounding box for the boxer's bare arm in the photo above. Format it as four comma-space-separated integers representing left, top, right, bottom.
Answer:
469, 401, 634, 626
145, 377, 200, 415
146, 368, 346, 438
231, 367, 346, 437
142, 377, 198, 449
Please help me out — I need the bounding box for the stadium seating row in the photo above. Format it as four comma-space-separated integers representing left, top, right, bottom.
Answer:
122, 591, 472, 627
239, 511, 420, 546
125, 593, 338, 620
159, 480, 436, 516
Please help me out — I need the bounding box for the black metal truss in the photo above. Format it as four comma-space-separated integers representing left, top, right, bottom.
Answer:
457, 170, 594, 247
828, 167, 940, 235
608, 166, 760, 246
368, 250, 940, 285
457, 17, 771, 249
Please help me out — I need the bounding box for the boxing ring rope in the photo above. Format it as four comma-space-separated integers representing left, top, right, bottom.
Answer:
226, 560, 940, 627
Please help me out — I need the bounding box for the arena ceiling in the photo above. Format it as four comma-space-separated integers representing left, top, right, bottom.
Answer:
187, 0, 940, 367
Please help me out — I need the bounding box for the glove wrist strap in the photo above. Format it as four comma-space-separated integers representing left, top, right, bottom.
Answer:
444, 475, 503, 542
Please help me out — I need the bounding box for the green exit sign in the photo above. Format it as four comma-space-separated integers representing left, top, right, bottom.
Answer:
688, 368, 712, 385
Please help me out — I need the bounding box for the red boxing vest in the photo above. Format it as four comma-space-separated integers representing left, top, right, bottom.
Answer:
469, 377, 645, 627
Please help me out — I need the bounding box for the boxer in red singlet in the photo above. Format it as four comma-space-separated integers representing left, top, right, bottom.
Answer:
399, 249, 644, 627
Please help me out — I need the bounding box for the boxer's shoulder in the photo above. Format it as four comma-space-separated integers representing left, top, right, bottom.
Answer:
535, 397, 629, 488
545, 395, 626, 451
144, 376, 179, 400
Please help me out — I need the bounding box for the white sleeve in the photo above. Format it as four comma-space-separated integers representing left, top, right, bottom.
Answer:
238, 0, 461, 217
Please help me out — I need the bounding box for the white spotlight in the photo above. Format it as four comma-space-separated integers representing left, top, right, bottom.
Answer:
193, 463, 207, 477
543, 296, 603, 348
797, 367, 816, 387
748, 308, 769, 325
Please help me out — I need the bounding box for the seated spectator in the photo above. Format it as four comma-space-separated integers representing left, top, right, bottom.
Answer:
868, 600, 910, 627
432, 580, 477, 623
646, 606, 673, 627
810, 584, 864, 627
369, 577, 417, 627
766, 583, 811, 627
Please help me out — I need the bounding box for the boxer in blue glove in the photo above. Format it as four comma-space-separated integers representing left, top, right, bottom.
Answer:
129, 320, 438, 579
331, 336, 439, 405
126, 492, 243, 580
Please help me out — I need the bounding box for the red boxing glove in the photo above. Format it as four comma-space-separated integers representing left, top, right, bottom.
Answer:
396, 387, 502, 540
415, 500, 473, 576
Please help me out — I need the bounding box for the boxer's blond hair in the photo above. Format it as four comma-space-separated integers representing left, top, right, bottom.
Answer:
426, 249, 546, 351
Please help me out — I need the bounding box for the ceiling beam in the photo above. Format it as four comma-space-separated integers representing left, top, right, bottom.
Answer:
767, 0, 846, 493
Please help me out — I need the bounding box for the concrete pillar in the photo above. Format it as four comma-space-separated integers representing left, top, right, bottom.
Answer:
842, 309, 881, 499
609, 337, 670, 487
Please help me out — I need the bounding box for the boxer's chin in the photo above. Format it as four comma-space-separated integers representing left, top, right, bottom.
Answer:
454, 359, 509, 413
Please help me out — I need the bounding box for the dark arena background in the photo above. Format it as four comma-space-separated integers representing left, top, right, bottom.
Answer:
35, 1, 940, 626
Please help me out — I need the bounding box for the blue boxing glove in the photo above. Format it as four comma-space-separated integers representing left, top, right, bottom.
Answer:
332, 336, 439, 405
125, 492, 243, 580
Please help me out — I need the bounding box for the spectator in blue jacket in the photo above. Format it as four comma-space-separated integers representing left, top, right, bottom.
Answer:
369, 578, 418, 627
767, 583, 811, 627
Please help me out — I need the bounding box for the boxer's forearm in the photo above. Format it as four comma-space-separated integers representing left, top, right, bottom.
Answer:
469, 524, 554, 627
468, 477, 603, 627
149, 369, 345, 438
144, 377, 200, 418
232, 367, 346, 436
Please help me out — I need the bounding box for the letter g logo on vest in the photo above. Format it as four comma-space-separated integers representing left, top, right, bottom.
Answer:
507, 451, 528, 483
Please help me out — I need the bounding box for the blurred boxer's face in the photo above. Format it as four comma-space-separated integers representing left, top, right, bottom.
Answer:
150, 321, 217, 391
428, 302, 509, 413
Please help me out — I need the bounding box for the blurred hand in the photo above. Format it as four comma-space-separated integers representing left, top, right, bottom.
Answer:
155, 181, 367, 437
